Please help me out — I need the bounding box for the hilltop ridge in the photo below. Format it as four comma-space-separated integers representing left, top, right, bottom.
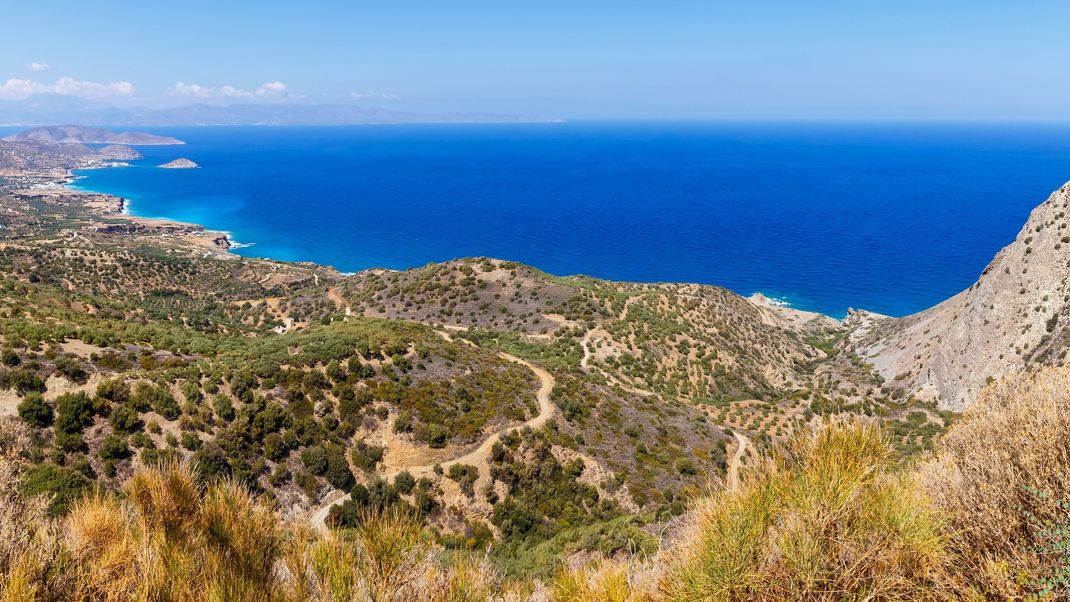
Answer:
3, 125, 183, 146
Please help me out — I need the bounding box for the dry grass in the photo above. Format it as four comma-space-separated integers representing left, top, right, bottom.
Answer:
659, 420, 950, 601
3, 459, 510, 601
65, 462, 284, 601
0, 418, 68, 602
552, 559, 659, 602
286, 508, 458, 602
920, 366, 1070, 598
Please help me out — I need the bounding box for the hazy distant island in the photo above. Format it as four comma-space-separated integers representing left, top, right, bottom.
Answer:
0, 97, 561, 127
159, 158, 199, 169
2, 125, 183, 145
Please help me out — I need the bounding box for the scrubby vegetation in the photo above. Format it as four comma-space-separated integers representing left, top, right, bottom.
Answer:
921, 367, 1070, 598
663, 421, 949, 600
8, 406, 1069, 600
1, 153, 1055, 599
0, 457, 521, 601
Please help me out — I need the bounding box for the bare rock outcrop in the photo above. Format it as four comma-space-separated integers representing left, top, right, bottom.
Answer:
852, 181, 1070, 410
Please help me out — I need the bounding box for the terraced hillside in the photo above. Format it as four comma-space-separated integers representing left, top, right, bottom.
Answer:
336, 258, 833, 402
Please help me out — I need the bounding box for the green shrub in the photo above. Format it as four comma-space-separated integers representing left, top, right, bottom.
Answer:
95, 378, 130, 403
212, 394, 235, 421
55, 391, 94, 434
54, 356, 86, 382
324, 444, 354, 490
0, 367, 45, 394
394, 470, 415, 495
108, 404, 140, 433
99, 434, 129, 460
447, 463, 479, 496
301, 445, 328, 475
22, 463, 89, 516
351, 441, 384, 473
17, 392, 52, 427
181, 431, 202, 451
193, 443, 231, 481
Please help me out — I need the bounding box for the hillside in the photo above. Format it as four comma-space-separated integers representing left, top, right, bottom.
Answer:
850, 181, 1070, 411
2, 125, 183, 146
0, 141, 139, 176
0, 133, 1047, 588
0, 140, 760, 574
336, 259, 832, 401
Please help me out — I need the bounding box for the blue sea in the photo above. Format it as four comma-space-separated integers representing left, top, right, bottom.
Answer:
35, 122, 1070, 318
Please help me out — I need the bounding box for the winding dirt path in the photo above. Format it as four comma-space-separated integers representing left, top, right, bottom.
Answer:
326, 287, 353, 316
1, 372, 106, 418
726, 431, 749, 491
308, 350, 555, 531
577, 296, 659, 398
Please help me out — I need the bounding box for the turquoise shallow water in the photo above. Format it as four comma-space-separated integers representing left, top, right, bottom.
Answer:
41, 122, 1070, 318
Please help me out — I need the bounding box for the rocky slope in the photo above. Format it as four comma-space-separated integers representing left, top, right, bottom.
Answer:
0, 141, 138, 175
851, 181, 1070, 410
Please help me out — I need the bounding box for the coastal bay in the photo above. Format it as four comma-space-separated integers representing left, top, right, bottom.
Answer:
52, 122, 1070, 317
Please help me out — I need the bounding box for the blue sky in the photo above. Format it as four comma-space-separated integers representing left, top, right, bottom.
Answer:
2, 0, 1068, 119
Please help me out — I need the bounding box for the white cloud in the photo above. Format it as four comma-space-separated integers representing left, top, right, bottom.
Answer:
0, 76, 134, 101
256, 81, 286, 95
26, 62, 49, 72
351, 91, 399, 100
171, 81, 212, 98
219, 85, 252, 98
171, 80, 288, 99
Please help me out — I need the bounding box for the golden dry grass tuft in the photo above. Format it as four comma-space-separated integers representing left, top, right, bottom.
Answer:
659, 420, 950, 601
0, 418, 69, 602
3, 458, 508, 601
63, 462, 285, 601
552, 559, 659, 602
286, 507, 461, 602
920, 366, 1070, 598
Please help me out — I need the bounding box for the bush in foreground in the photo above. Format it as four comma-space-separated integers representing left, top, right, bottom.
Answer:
921, 367, 1070, 598
0, 454, 514, 601
657, 420, 950, 601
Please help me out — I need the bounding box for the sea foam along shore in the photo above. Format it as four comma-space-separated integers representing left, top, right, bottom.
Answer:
61, 166, 248, 256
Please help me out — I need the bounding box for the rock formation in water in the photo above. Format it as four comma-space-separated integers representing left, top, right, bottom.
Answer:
159, 158, 199, 169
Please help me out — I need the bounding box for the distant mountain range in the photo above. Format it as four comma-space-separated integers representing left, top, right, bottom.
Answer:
3, 125, 183, 145
0, 95, 559, 126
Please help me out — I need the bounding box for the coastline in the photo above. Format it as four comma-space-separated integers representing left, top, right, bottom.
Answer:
56, 158, 837, 322
61, 166, 238, 256
62, 165, 835, 319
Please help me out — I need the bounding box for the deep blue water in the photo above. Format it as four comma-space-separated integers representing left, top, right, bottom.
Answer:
42, 123, 1070, 318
